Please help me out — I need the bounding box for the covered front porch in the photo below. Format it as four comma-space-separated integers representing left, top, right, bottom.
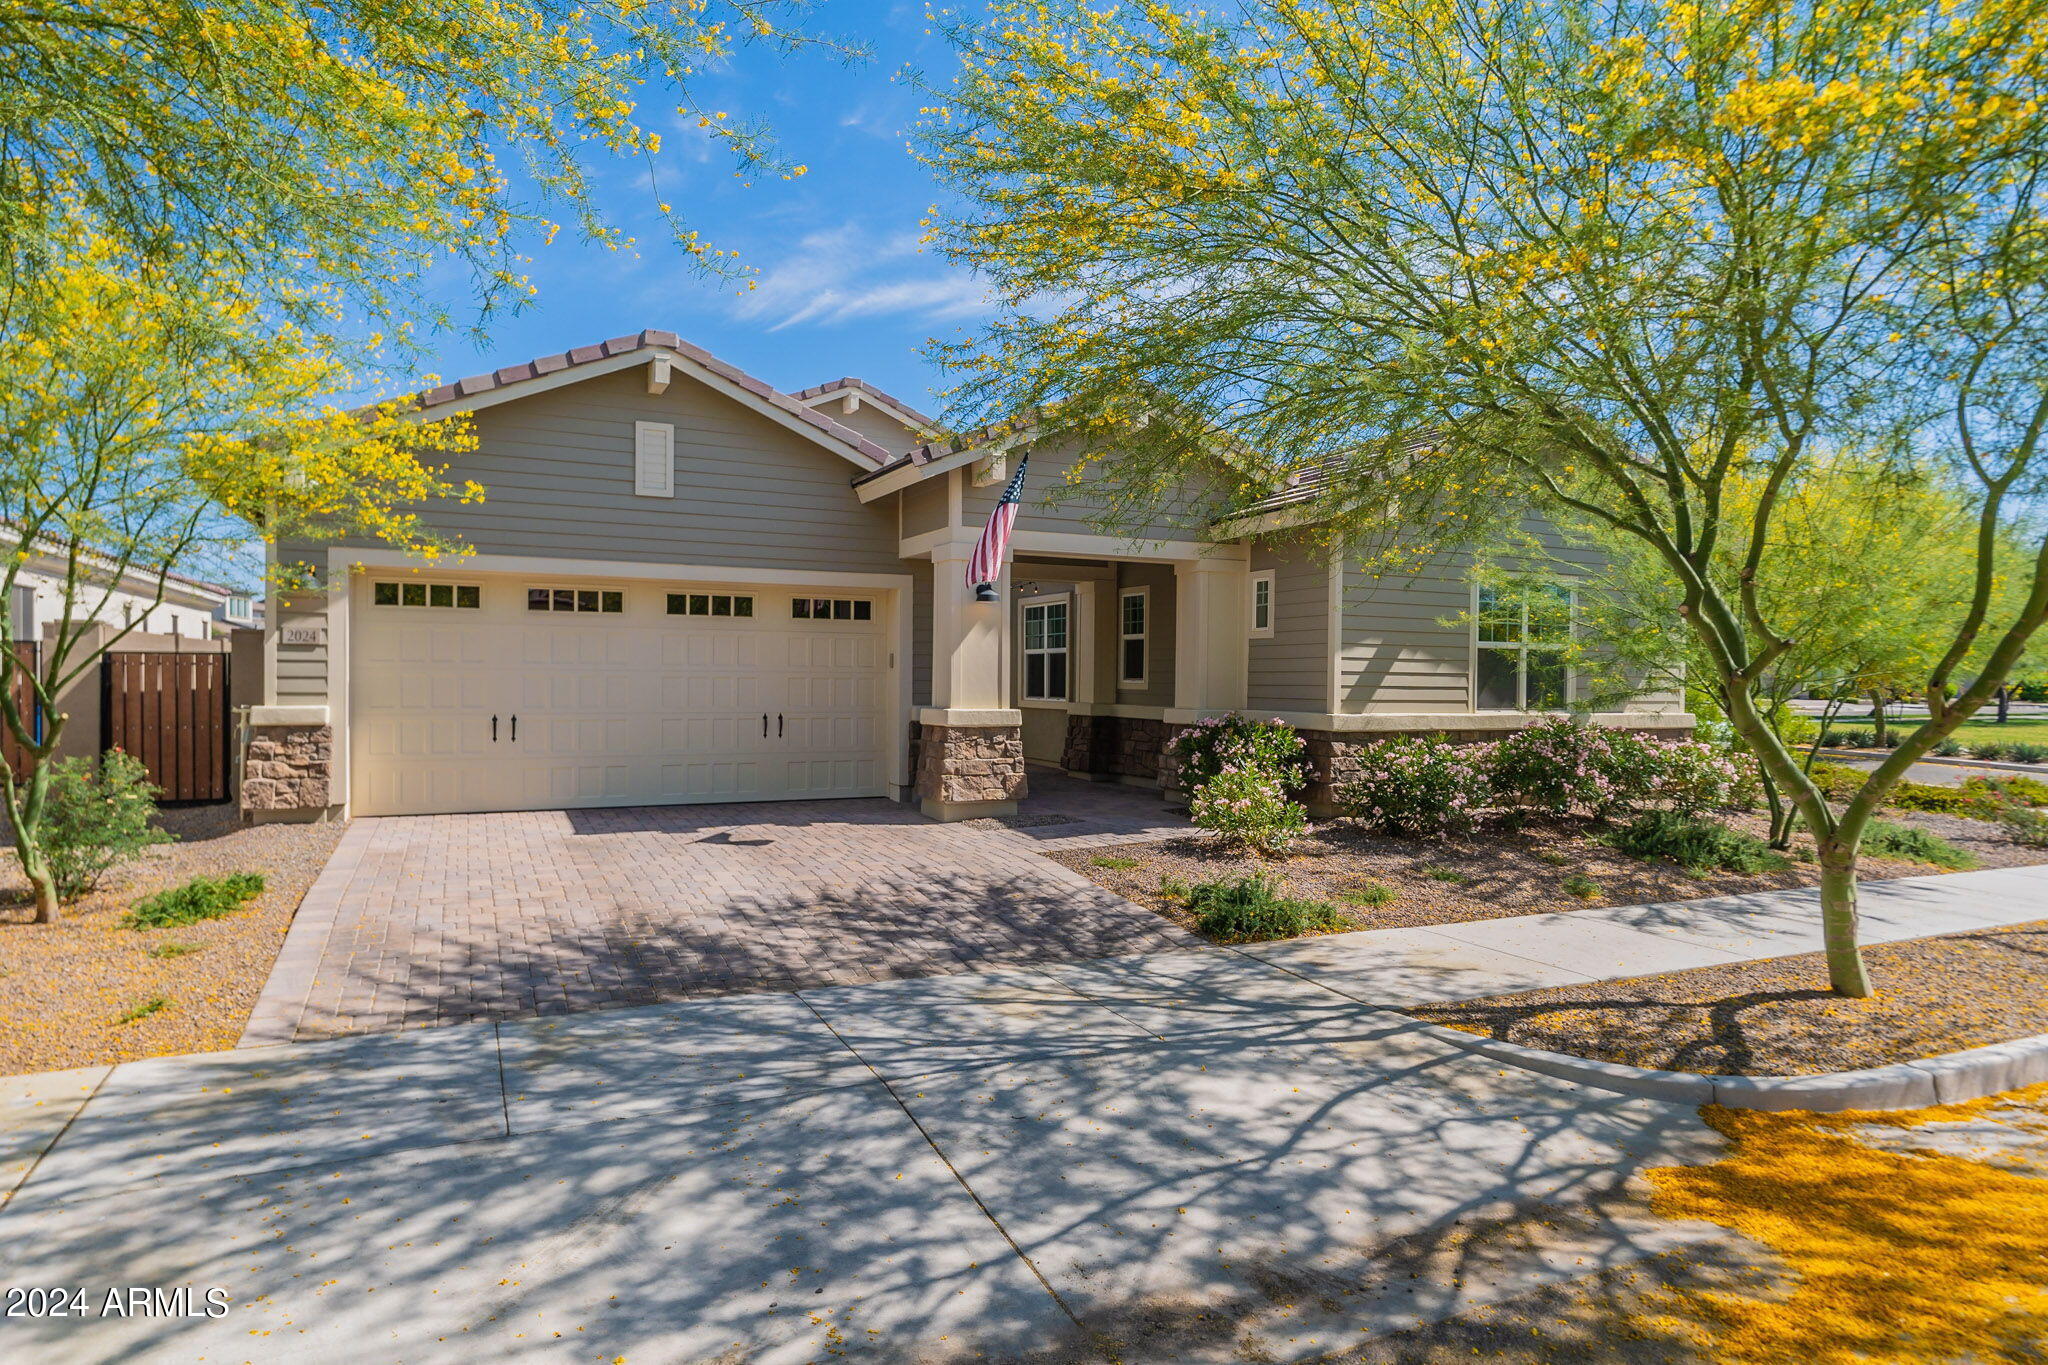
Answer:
909, 532, 1251, 822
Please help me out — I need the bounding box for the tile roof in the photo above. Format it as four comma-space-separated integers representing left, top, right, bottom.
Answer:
788, 376, 936, 428
413, 330, 897, 469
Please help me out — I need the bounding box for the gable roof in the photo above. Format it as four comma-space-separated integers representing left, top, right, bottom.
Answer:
412, 330, 897, 471
789, 377, 936, 432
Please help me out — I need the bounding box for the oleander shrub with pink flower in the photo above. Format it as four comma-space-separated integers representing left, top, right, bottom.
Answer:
1170, 713, 1307, 790
1334, 735, 1493, 837
1650, 738, 1749, 816
1189, 765, 1308, 855
1487, 716, 1634, 816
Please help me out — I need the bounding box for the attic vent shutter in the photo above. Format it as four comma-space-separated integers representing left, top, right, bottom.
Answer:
634, 421, 675, 498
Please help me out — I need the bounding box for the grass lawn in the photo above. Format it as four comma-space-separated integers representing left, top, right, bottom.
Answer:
1820, 711, 2048, 747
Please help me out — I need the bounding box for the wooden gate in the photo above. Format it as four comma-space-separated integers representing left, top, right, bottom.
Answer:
102, 651, 232, 802
0, 642, 38, 777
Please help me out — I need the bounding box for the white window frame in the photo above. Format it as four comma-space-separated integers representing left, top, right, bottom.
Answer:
634, 420, 676, 498
1021, 594, 1072, 702
1471, 581, 1576, 711
1248, 569, 1276, 639
1117, 587, 1149, 689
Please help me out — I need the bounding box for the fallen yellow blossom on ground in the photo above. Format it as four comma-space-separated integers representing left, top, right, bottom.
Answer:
1647, 1083, 2048, 1363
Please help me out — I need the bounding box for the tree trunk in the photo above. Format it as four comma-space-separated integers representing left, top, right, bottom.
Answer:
1869, 691, 1889, 746
1817, 841, 1872, 997
1998, 685, 2011, 724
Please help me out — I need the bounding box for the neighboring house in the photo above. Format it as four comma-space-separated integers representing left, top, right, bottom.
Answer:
212, 591, 264, 634
6, 540, 234, 644
244, 330, 1688, 822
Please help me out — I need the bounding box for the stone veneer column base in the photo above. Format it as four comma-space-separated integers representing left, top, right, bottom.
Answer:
241, 723, 334, 821
914, 722, 1027, 821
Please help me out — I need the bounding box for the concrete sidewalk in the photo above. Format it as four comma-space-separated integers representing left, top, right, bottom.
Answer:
2, 866, 2042, 1363
1240, 864, 2048, 1004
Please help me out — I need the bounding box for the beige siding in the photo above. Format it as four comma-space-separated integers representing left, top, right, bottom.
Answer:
1247, 540, 1330, 714
1339, 551, 1474, 713
900, 477, 950, 539
960, 438, 1215, 545
817, 399, 926, 456
275, 367, 904, 707
1336, 514, 1645, 716
909, 557, 934, 707
1114, 562, 1176, 707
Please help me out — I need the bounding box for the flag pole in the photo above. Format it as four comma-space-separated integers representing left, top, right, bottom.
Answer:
968, 454, 1029, 603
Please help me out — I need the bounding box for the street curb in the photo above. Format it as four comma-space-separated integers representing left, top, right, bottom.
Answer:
1413, 1022, 2048, 1112
236, 819, 372, 1049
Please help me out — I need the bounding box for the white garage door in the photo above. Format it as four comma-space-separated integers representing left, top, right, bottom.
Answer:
349, 575, 889, 816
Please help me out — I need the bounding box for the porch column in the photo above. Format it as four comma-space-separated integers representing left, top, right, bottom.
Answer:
916, 536, 1027, 820
1171, 553, 1251, 715
1162, 551, 1250, 793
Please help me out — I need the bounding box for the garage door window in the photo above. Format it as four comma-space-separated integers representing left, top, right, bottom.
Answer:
528, 588, 624, 613
666, 592, 754, 617
373, 582, 480, 609
792, 598, 872, 621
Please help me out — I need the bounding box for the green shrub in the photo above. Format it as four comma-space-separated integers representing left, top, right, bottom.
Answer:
120, 872, 265, 930
1088, 853, 1138, 870
1562, 872, 1602, 900
1966, 774, 2048, 807
1650, 739, 1749, 816
1828, 728, 1874, 749
1806, 762, 1865, 800
1186, 876, 1350, 944
1933, 739, 1964, 757
1422, 866, 1471, 884
1534, 849, 1572, 866
1604, 812, 1790, 875
2011, 743, 2048, 764
1973, 741, 2013, 761
39, 751, 173, 901
1997, 806, 2048, 848
1189, 766, 1307, 856
1887, 780, 1989, 816
1170, 714, 1306, 791
1335, 734, 1492, 836
1860, 821, 1977, 870
1341, 881, 1396, 907
1158, 874, 1191, 902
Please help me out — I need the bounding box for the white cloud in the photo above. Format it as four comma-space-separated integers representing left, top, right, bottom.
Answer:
731, 225, 995, 331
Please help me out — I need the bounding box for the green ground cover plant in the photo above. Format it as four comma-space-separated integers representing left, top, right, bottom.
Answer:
1185, 875, 1351, 944
120, 872, 265, 930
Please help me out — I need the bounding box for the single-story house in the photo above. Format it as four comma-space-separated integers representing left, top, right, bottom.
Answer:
243, 330, 1688, 821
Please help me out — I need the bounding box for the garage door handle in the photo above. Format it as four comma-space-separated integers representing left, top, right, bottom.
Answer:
762, 712, 768, 738
491, 715, 498, 743
510, 715, 517, 742
778, 713, 784, 738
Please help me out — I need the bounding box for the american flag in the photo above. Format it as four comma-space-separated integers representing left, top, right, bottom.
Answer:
967, 454, 1029, 591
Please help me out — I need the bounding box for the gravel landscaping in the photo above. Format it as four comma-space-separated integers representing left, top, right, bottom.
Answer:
1052, 809, 2048, 941
0, 807, 345, 1075
1410, 919, 2048, 1075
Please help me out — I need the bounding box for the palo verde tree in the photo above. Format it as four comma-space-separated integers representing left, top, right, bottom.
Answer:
1560, 456, 2018, 844
0, 244, 480, 922
918, 0, 2048, 995
1, 0, 833, 332
0, 2, 833, 918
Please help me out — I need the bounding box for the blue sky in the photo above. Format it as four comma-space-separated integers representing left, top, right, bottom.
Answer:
415, 1, 980, 420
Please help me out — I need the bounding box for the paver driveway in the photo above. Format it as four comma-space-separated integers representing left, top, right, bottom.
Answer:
247, 775, 1201, 1043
